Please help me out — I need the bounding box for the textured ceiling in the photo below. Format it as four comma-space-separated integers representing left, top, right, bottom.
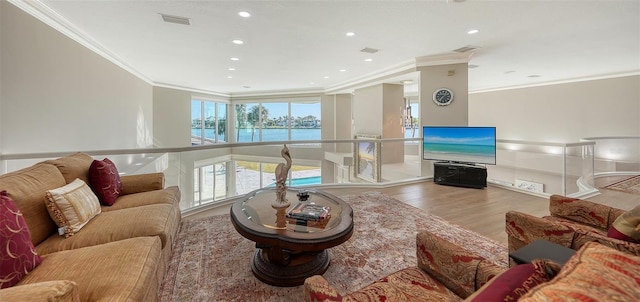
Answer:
19, 0, 640, 96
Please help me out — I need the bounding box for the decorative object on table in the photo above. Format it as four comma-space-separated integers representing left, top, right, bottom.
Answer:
272, 144, 292, 228
286, 203, 331, 221
297, 190, 310, 201
354, 133, 381, 183
285, 202, 331, 228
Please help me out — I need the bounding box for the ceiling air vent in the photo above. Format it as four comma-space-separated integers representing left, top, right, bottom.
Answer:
360, 47, 379, 54
160, 14, 191, 26
453, 45, 479, 53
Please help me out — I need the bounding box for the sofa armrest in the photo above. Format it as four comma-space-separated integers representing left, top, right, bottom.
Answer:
303, 275, 343, 302
416, 230, 505, 299
572, 227, 640, 256
120, 172, 165, 195
0, 280, 79, 302
506, 211, 576, 254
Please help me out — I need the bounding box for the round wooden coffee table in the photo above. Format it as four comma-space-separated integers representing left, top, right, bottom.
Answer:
230, 187, 354, 287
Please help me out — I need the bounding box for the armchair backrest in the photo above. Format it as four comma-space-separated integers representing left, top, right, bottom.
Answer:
549, 195, 622, 230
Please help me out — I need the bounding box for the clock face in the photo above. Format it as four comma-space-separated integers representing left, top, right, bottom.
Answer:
433, 88, 454, 106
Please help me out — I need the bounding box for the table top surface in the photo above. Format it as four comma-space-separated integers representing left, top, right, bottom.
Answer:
509, 239, 576, 266
230, 187, 354, 249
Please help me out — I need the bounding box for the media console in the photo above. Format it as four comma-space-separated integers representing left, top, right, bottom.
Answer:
433, 161, 487, 189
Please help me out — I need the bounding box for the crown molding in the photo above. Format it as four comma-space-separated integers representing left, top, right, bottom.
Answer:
154, 82, 231, 99
415, 52, 474, 67
324, 59, 416, 94
8, 0, 153, 85
469, 71, 640, 94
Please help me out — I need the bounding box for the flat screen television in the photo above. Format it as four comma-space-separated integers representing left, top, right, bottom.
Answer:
422, 126, 496, 165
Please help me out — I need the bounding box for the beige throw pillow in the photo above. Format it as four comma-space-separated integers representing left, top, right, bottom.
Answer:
45, 178, 101, 237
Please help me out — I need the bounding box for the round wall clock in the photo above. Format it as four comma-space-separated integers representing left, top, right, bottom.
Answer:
433, 88, 454, 106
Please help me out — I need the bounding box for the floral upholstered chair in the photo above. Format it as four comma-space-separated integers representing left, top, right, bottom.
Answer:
304, 230, 640, 302
506, 195, 640, 258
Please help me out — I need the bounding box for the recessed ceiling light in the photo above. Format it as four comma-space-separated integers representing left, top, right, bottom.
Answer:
346, 32, 355, 37
339, 69, 346, 72
228, 68, 236, 71
230, 57, 240, 61
323, 76, 329, 79
309, 82, 315, 85
238, 11, 251, 18
232, 39, 244, 45
467, 29, 479, 34
364, 58, 373, 62
227, 76, 233, 79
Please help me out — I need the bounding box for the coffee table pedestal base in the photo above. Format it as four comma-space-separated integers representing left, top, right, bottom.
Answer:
251, 248, 330, 287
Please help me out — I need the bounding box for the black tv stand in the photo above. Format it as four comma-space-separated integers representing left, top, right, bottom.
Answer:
433, 162, 487, 189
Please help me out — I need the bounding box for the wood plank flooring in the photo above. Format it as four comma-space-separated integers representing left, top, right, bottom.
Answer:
184, 176, 639, 246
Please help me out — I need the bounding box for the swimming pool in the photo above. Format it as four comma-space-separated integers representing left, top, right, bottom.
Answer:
267, 176, 321, 187
291, 176, 321, 186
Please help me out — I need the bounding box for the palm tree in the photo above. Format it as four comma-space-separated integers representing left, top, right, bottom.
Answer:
247, 105, 269, 141
235, 104, 246, 141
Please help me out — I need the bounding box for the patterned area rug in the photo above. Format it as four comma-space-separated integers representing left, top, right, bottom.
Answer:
159, 191, 507, 302
603, 175, 640, 195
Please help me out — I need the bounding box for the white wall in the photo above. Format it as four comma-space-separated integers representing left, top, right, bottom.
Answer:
469, 75, 640, 142
0, 2, 153, 155
353, 85, 383, 136
152, 86, 192, 148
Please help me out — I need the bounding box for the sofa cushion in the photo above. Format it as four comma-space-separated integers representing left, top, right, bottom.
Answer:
343, 267, 462, 302
18, 237, 162, 302
45, 179, 102, 237
88, 158, 122, 206
0, 280, 79, 302
36, 203, 179, 255
608, 205, 640, 243
0, 163, 66, 246
519, 241, 640, 301
465, 259, 559, 301
0, 191, 42, 288
44, 153, 94, 185
102, 186, 180, 212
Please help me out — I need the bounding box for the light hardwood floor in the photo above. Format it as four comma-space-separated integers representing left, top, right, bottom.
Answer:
185, 176, 639, 246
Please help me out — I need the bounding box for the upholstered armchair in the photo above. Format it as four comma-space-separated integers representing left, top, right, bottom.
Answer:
304, 231, 505, 302
506, 195, 640, 258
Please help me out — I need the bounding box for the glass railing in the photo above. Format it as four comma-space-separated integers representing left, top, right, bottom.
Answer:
488, 140, 596, 197
0, 137, 614, 214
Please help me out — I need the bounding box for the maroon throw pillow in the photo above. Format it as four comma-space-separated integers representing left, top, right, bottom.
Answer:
470, 260, 557, 301
0, 190, 42, 288
607, 226, 639, 243
88, 158, 122, 206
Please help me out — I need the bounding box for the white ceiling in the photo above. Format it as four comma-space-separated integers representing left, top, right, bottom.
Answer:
17, 0, 640, 96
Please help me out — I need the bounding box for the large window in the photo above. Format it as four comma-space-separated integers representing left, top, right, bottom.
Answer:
404, 98, 420, 139
234, 160, 321, 195
191, 99, 228, 145
234, 100, 321, 142
193, 162, 228, 206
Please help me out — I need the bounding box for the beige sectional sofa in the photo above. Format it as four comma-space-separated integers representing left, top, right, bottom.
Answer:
0, 152, 181, 301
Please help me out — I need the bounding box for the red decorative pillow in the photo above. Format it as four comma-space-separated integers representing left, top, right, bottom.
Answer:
88, 158, 122, 206
467, 259, 558, 301
0, 190, 42, 288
